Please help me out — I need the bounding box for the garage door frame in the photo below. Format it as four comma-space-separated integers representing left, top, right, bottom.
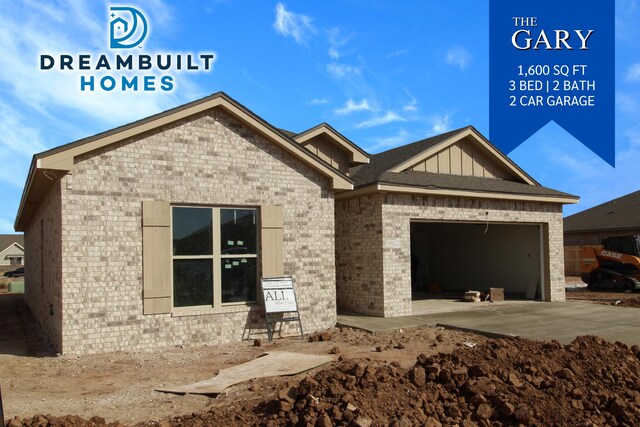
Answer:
409, 219, 547, 301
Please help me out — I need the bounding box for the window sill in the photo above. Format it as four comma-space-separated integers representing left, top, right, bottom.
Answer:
171, 303, 262, 318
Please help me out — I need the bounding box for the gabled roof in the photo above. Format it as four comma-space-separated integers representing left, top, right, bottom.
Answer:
15, 92, 353, 231
352, 126, 535, 186
0, 234, 24, 252
345, 126, 578, 204
294, 122, 369, 165
564, 189, 640, 233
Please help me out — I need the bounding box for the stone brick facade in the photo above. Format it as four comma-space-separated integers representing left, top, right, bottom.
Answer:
335, 194, 384, 316
24, 181, 63, 352
336, 193, 565, 317
31, 108, 336, 355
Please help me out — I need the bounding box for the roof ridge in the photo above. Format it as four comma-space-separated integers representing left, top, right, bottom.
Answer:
371, 125, 471, 158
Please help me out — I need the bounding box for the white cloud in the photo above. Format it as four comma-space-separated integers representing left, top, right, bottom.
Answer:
446, 46, 472, 70
308, 98, 329, 105
334, 99, 373, 115
0, 2, 196, 126
356, 111, 406, 129
617, 91, 640, 115
387, 49, 409, 59
0, 0, 204, 191
273, 3, 316, 44
0, 217, 16, 233
429, 113, 452, 134
326, 27, 351, 60
402, 88, 418, 112
367, 129, 413, 152
403, 103, 418, 112
0, 105, 48, 188
626, 64, 640, 81
326, 63, 362, 79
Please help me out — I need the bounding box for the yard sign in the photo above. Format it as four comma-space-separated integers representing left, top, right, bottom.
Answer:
261, 276, 303, 341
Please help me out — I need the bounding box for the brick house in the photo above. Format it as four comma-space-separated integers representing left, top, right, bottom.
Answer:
0, 234, 24, 267
15, 92, 578, 354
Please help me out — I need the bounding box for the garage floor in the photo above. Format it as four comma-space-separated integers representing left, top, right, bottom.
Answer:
337, 301, 640, 347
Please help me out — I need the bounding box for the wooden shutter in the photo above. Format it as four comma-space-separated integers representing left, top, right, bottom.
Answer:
261, 205, 284, 278
142, 201, 172, 314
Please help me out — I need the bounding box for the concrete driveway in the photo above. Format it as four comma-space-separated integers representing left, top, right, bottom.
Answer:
337, 301, 640, 347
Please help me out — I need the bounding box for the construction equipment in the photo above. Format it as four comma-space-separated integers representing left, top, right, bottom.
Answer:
580, 235, 640, 291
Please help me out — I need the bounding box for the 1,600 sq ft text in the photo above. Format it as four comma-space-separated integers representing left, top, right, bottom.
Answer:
517, 64, 587, 77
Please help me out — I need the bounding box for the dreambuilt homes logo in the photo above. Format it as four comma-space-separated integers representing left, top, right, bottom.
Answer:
110, 6, 148, 49
39, 6, 215, 92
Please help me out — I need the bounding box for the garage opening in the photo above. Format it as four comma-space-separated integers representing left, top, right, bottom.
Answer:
410, 221, 542, 300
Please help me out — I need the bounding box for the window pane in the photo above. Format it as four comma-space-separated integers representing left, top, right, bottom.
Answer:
173, 207, 212, 255
221, 209, 257, 255
173, 259, 213, 307
221, 258, 256, 303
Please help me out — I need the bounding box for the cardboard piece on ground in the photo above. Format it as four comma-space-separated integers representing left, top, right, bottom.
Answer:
489, 288, 504, 302
156, 351, 334, 395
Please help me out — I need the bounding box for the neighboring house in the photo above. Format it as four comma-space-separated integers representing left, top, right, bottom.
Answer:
563, 190, 640, 275
15, 92, 578, 354
0, 234, 24, 267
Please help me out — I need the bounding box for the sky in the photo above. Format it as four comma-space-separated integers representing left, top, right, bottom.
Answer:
0, 0, 638, 233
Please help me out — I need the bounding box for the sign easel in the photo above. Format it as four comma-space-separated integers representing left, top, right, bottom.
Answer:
261, 276, 303, 341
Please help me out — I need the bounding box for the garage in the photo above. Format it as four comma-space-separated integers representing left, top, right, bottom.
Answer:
410, 221, 543, 300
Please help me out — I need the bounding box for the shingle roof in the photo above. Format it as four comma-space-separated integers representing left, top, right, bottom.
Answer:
0, 234, 24, 252
277, 128, 297, 138
348, 126, 575, 200
350, 126, 467, 185
564, 190, 640, 232
374, 170, 575, 198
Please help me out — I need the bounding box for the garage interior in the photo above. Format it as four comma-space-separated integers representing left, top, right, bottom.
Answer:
410, 221, 543, 301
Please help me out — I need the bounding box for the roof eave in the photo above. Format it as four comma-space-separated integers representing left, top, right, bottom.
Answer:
337, 181, 579, 204
15, 92, 354, 231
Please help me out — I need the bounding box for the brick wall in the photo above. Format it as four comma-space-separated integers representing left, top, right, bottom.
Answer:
336, 192, 565, 318
335, 194, 385, 316
55, 108, 336, 354
24, 180, 63, 353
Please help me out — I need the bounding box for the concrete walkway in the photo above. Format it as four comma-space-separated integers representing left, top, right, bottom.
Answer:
337, 301, 640, 346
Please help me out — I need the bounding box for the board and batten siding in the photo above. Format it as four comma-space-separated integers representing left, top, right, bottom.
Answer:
407, 139, 512, 179
300, 135, 351, 175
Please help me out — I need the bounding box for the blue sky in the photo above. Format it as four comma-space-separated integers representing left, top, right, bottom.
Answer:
0, 1, 637, 233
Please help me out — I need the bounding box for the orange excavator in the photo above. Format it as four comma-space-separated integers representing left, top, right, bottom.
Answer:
580, 235, 640, 291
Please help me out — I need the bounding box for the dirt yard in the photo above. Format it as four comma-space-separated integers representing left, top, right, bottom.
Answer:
3, 286, 640, 426
565, 275, 640, 308
2, 324, 483, 426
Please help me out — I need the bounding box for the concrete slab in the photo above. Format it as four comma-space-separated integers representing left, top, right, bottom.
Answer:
337, 301, 640, 346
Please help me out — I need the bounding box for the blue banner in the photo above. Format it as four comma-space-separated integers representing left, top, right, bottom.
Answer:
489, 0, 615, 166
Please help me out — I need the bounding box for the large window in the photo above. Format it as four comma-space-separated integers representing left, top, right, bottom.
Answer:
172, 206, 258, 308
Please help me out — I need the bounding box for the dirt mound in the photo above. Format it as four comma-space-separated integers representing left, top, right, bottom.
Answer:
9, 335, 640, 426
4, 415, 123, 427
250, 335, 640, 426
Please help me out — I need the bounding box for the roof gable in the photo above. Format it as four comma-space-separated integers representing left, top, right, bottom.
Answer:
0, 241, 24, 255
388, 127, 535, 184
294, 123, 369, 165
0, 235, 24, 253
404, 136, 519, 180
16, 93, 353, 231
347, 126, 578, 204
